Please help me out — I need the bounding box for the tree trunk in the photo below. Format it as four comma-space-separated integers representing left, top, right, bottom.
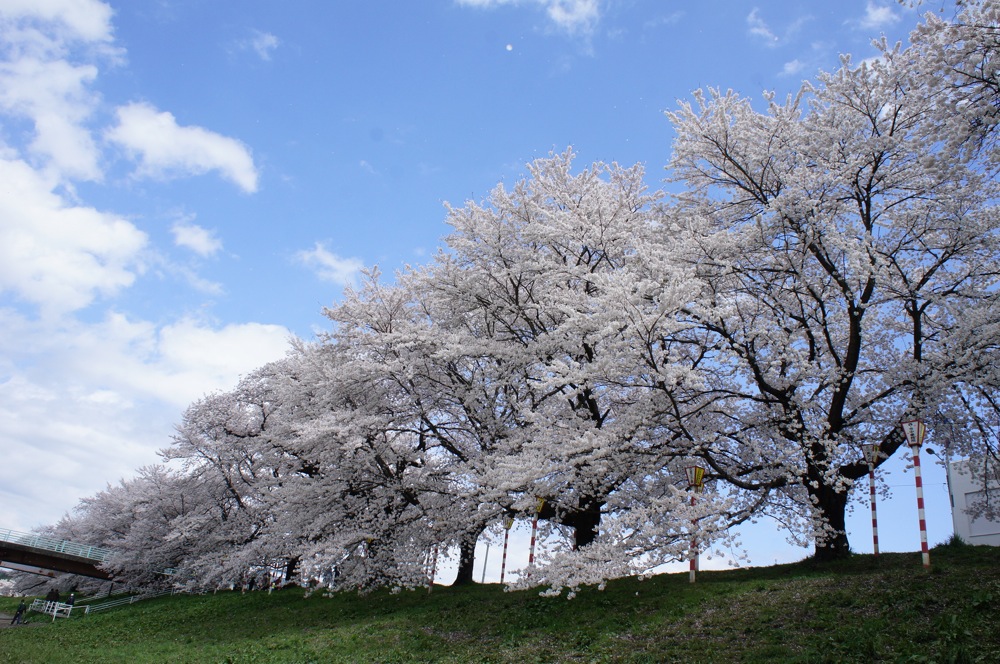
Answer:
283, 555, 300, 586
566, 497, 604, 550
451, 523, 486, 585
807, 479, 851, 561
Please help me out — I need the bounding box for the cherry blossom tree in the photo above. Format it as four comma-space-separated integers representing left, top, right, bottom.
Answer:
318, 271, 518, 585
409, 150, 740, 589
907, 1, 1000, 165
162, 363, 297, 589
663, 29, 1000, 559
426, 151, 666, 548
49, 465, 193, 589
898, 1, 1000, 508
284, 152, 725, 590
239, 332, 463, 591
33, 2, 1000, 591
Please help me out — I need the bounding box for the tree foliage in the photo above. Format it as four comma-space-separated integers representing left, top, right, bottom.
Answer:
24, 5, 1000, 594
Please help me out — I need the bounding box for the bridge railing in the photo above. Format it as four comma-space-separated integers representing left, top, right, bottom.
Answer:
0, 528, 111, 563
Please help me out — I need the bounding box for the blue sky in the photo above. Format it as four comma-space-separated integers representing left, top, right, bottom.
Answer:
0, 0, 958, 573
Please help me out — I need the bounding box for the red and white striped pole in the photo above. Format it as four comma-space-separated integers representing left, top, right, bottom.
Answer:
862, 443, 880, 557
912, 450, 931, 568
528, 498, 545, 567
686, 465, 705, 583
500, 516, 514, 584
427, 545, 439, 593
689, 494, 698, 583
901, 419, 930, 569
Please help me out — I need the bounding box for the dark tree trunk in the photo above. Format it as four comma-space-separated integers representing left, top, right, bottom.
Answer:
565, 497, 605, 550
452, 538, 477, 585
284, 555, 300, 586
807, 428, 906, 562
451, 523, 486, 585
807, 479, 851, 561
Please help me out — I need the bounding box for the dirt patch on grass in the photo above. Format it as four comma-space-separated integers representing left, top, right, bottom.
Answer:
0, 612, 48, 629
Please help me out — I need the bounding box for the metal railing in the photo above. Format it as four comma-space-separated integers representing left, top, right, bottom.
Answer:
0, 528, 110, 563
83, 590, 175, 614
27, 591, 176, 619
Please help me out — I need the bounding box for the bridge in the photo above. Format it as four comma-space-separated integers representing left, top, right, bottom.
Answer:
0, 528, 112, 580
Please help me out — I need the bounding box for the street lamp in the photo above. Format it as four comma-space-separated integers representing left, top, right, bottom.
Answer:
862, 443, 881, 557
686, 465, 706, 583
900, 419, 931, 568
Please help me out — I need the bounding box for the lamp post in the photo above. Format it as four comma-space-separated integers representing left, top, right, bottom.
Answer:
901, 419, 930, 568
685, 465, 706, 583
862, 443, 880, 557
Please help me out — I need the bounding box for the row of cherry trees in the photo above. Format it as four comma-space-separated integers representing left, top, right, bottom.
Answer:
23, 2, 1000, 596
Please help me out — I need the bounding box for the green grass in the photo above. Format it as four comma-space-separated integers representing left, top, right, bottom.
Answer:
1, 544, 997, 663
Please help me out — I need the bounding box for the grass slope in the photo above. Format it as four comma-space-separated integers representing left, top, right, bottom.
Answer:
1, 543, 997, 663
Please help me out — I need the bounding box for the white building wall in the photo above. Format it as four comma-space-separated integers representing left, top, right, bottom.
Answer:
947, 460, 1000, 546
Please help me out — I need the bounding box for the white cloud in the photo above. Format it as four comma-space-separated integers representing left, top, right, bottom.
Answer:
13, 312, 291, 412
643, 12, 684, 31
455, 0, 601, 35
747, 8, 779, 46
546, 0, 598, 34
0, 156, 147, 317
233, 29, 280, 61
0, 8, 110, 182
172, 265, 225, 296
0, 0, 116, 44
172, 220, 223, 257
781, 59, 805, 76
0, 57, 104, 180
457, 0, 517, 7
0, 310, 292, 531
249, 30, 280, 61
0, 0, 286, 538
297, 242, 365, 287
106, 102, 259, 193
154, 318, 291, 399
859, 2, 899, 30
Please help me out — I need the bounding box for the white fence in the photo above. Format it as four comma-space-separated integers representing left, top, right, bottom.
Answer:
27, 590, 175, 620
28, 599, 77, 622
0, 528, 111, 563
82, 590, 175, 614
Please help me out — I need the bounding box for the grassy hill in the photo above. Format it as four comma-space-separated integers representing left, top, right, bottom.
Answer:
1, 542, 997, 663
